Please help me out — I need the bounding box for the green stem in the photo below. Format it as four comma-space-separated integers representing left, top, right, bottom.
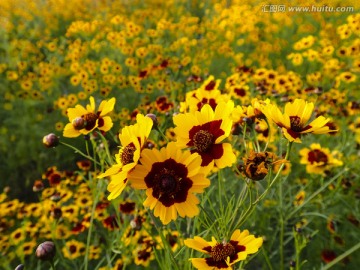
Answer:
156, 127, 169, 143
287, 168, 347, 219
279, 178, 284, 270
147, 211, 180, 270
242, 122, 248, 154
49, 260, 55, 270
97, 131, 114, 165
235, 142, 293, 229
84, 174, 101, 270
60, 141, 101, 166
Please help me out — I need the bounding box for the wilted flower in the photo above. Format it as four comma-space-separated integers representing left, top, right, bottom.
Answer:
239, 151, 284, 181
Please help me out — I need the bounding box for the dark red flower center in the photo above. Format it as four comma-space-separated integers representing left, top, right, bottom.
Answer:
121, 143, 136, 165
83, 112, 98, 130
308, 149, 328, 164
145, 159, 192, 207
211, 243, 236, 262
193, 130, 214, 152
69, 245, 77, 253
290, 116, 302, 132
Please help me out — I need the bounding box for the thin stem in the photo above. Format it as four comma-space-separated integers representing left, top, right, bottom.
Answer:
60, 141, 101, 166
279, 178, 284, 270
287, 168, 347, 219
242, 123, 248, 154
84, 174, 101, 270
49, 260, 55, 270
97, 131, 114, 165
147, 210, 180, 270
233, 142, 292, 229
156, 127, 169, 143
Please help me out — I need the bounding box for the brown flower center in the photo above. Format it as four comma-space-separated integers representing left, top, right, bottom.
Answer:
193, 130, 214, 152
211, 243, 236, 262
83, 113, 98, 130
160, 174, 177, 193
290, 116, 302, 132
121, 144, 136, 165
308, 149, 328, 164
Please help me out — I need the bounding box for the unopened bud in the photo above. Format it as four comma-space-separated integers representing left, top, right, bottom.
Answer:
33, 180, 44, 192
15, 264, 25, 270
146, 114, 158, 129
72, 117, 85, 130
42, 133, 59, 148
35, 241, 56, 261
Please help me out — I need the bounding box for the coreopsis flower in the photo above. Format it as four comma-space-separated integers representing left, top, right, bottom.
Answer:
239, 151, 284, 181
184, 229, 263, 270
129, 143, 210, 225
63, 96, 115, 137
261, 99, 337, 143
174, 101, 236, 172
98, 114, 153, 200
62, 239, 86, 259
299, 143, 343, 175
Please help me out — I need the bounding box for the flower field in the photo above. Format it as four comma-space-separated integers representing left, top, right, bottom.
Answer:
1, 0, 360, 269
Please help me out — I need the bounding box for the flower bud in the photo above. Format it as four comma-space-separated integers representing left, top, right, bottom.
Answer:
35, 241, 56, 261
72, 117, 85, 130
33, 180, 44, 192
42, 133, 59, 148
15, 264, 25, 270
146, 114, 158, 129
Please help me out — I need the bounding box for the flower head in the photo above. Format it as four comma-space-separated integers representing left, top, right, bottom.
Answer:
63, 96, 115, 137
98, 114, 153, 200
262, 99, 337, 143
299, 143, 343, 175
129, 143, 210, 224
174, 101, 236, 172
239, 151, 282, 181
184, 229, 263, 270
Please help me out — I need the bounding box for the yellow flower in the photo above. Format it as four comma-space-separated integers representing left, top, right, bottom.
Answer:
299, 143, 343, 175
98, 114, 153, 200
184, 229, 263, 270
62, 239, 86, 259
262, 99, 336, 143
129, 143, 210, 225
174, 101, 236, 172
63, 96, 115, 137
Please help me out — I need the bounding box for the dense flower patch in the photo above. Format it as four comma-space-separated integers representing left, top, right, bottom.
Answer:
0, 0, 359, 269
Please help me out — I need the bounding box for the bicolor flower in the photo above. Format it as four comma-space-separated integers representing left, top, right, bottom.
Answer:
129, 143, 210, 225
184, 229, 263, 270
261, 99, 337, 143
98, 114, 153, 200
63, 96, 115, 137
174, 101, 236, 172
299, 143, 343, 175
